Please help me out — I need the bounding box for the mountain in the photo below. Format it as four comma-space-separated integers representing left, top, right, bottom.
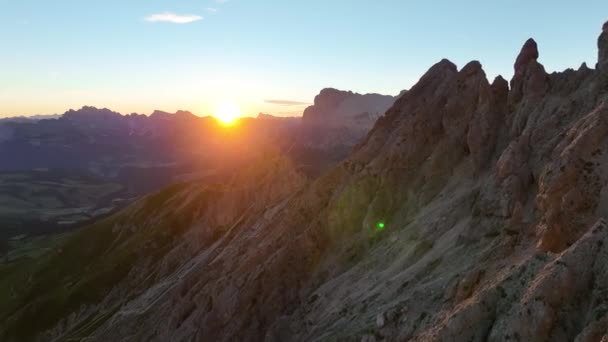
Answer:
0, 114, 62, 124
0, 108, 308, 242
300, 88, 398, 148
3, 21, 608, 342
302, 88, 396, 128
0, 106, 257, 179
0, 115, 60, 143
0, 94, 394, 242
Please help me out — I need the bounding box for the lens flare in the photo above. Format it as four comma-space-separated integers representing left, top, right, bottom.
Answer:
214, 102, 240, 125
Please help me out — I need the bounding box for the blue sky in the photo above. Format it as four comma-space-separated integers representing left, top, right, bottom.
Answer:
0, 0, 607, 117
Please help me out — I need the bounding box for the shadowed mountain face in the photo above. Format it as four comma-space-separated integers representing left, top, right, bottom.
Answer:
300, 88, 398, 148
4, 22, 608, 342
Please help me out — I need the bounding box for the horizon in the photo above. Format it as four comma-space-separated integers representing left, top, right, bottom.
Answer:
0, 105, 304, 120
2, 1, 608, 118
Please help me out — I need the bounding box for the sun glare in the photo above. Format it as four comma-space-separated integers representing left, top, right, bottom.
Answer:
214, 102, 241, 125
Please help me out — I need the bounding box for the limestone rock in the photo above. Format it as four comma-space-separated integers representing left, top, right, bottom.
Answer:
467, 75, 508, 169
510, 38, 549, 105
598, 21, 608, 70
514, 38, 539, 71
536, 101, 608, 252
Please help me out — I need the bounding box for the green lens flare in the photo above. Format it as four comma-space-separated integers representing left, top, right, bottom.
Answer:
376, 222, 385, 230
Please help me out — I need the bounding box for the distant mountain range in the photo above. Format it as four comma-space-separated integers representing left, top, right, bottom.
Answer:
0, 89, 399, 242
0, 114, 61, 123
0, 88, 401, 180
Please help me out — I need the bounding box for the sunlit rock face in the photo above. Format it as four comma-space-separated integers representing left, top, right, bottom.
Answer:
5, 21, 608, 342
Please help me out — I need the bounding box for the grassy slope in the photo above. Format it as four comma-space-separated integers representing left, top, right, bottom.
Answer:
0, 154, 303, 341
0, 171, 125, 243
0, 182, 206, 341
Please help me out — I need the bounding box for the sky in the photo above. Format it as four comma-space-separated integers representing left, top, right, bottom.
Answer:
0, 0, 607, 118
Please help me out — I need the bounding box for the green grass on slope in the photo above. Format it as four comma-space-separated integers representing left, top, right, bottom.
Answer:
0, 182, 207, 341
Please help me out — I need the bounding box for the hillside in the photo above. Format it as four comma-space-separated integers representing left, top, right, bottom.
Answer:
2, 21, 608, 342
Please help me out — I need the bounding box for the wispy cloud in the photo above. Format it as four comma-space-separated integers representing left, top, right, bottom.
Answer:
145, 12, 203, 24
264, 100, 310, 106
206, 7, 218, 13
215, 0, 229, 3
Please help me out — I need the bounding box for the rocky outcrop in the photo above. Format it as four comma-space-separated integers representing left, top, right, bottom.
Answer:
4, 20, 608, 342
514, 38, 539, 71
508, 39, 550, 137
467, 74, 509, 170
536, 101, 608, 252
598, 21, 608, 71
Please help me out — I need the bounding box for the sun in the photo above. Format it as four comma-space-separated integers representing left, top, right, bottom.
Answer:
214, 101, 241, 125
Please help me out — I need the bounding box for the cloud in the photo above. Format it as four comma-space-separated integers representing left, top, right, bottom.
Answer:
206, 7, 218, 13
145, 12, 203, 24
215, 0, 229, 4
264, 100, 310, 106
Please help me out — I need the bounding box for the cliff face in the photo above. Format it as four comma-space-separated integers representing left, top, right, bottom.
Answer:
302, 88, 396, 127
4, 22, 608, 342
300, 88, 397, 148
598, 21, 608, 71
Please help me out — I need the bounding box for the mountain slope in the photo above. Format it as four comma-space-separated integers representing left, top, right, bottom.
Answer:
3, 21, 608, 342
0, 153, 307, 341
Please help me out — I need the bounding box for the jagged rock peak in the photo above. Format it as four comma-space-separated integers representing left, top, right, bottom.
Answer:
434, 58, 458, 71
491, 75, 509, 98
402, 58, 458, 100
63, 106, 122, 120
509, 38, 549, 104
415, 58, 457, 83
492, 75, 508, 86
514, 38, 539, 71
598, 21, 608, 70
461, 60, 484, 75
150, 110, 170, 117
306, 88, 354, 114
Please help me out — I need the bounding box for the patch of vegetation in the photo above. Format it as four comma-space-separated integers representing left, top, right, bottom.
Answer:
0, 182, 211, 341
595, 307, 608, 321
